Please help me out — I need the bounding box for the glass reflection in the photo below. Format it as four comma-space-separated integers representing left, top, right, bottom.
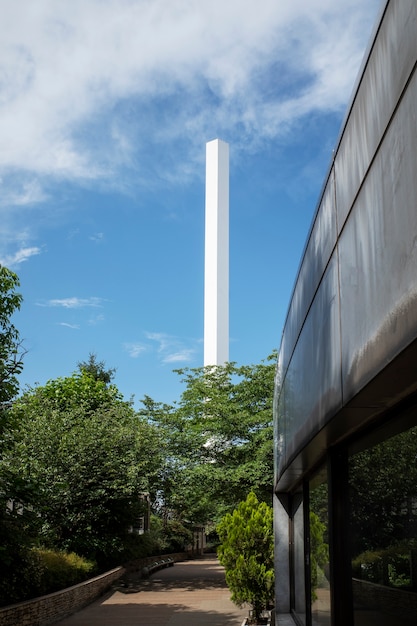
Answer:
293, 493, 306, 624
310, 470, 331, 626
349, 425, 417, 625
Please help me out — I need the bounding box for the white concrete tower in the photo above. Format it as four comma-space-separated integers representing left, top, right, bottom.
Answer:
204, 138, 229, 367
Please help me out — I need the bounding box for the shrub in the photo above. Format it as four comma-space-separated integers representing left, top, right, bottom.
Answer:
117, 531, 161, 564
0, 547, 96, 606
0, 544, 44, 607
33, 548, 97, 595
162, 519, 193, 553
217, 492, 274, 623
147, 515, 193, 554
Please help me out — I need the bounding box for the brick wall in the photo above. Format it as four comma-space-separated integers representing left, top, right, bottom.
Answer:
0, 552, 190, 626
0, 567, 124, 626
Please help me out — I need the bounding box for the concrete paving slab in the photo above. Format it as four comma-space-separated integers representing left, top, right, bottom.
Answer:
52, 556, 248, 626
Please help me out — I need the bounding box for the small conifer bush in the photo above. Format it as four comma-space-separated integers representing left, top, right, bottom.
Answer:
217, 492, 274, 623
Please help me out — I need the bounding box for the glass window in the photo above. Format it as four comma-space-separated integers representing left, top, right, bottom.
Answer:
293, 492, 306, 625
310, 468, 331, 626
349, 425, 417, 625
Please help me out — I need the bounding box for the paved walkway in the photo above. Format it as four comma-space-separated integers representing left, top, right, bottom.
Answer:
53, 556, 249, 626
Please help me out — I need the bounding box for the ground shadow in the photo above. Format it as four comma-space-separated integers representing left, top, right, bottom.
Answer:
121, 559, 230, 593
121, 574, 229, 593
53, 600, 244, 626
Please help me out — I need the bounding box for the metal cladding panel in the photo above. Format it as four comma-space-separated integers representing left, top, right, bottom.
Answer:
335, 0, 417, 230
339, 70, 417, 403
274, 0, 417, 489
275, 173, 337, 480
273, 361, 285, 486
276, 256, 343, 477
279, 172, 337, 375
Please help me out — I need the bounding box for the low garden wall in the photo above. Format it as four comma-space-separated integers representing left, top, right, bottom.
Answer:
0, 552, 189, 626
352, 578, 417, 620
0, 567, 124, 626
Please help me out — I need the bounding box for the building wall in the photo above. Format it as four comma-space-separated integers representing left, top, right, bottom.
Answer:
274, 1, 417, 623
274, 0, 417, 491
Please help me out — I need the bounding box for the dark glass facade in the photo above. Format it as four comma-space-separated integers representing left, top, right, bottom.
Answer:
292, 493, 306, 624
276, 410, 417, 626
349, 422, 417, 625
310, 470, 330, 626
273, 1, 417, 624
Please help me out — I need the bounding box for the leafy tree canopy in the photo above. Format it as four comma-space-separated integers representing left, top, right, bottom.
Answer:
140, 353, 276, 525
0, 266, 24, 407
6, 367, 161, 565
0, 266, 33, 603
19, 367, 123, 415
77, 352, 116, 385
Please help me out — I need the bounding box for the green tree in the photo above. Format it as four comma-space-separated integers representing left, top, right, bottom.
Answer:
141, 353, 276, 525
20, 367, 123, 415
77, 352, 116, 385
0, 266, 24, 406
7, 369, 161, 566
0, 266, 37, 605
217, 491, 274, 623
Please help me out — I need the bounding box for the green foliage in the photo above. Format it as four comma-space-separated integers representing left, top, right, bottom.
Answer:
350, 426, 417, 555
77, 352, 116, 385
0, 539, 44, 607
0, 266, 277, 605
6, 369, 161, 566
118, 529, 161, 562
351, 541, 416, 588
18, 368, 123, 415
161, 519, 193, 553
0, 547, 97, 606
143, 514, 193, 554
141, 353, 276, 525
309, 511, 329, 601
0, 266, 33, 606
217, 492, 274, 622
0, 266, 24, 406
33, 548, 96, 595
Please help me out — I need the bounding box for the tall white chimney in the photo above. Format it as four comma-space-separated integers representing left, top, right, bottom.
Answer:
204, 139, 229, 367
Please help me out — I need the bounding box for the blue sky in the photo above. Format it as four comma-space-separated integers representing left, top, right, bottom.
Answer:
1, 0, 381, 406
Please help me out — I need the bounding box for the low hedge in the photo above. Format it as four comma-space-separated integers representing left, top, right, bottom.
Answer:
33, 548, 97, 596
0, 548, 97, 607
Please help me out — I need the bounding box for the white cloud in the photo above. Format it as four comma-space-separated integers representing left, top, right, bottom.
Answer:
89, 232, 105, 243
145, 331, 197, 364
124, 342, 147, 358
37, 296, 105, 308
58, 322, 80, 330
0, 246, 42, 268
0, 0, 380, 202
88, 314, 105, 326
0, 179, 48, 207
162, 349, 196, 364
145, 332, 172, 353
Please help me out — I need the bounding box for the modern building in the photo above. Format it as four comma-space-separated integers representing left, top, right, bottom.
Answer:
204, 138, 229, 367
273, 2, 417, 625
